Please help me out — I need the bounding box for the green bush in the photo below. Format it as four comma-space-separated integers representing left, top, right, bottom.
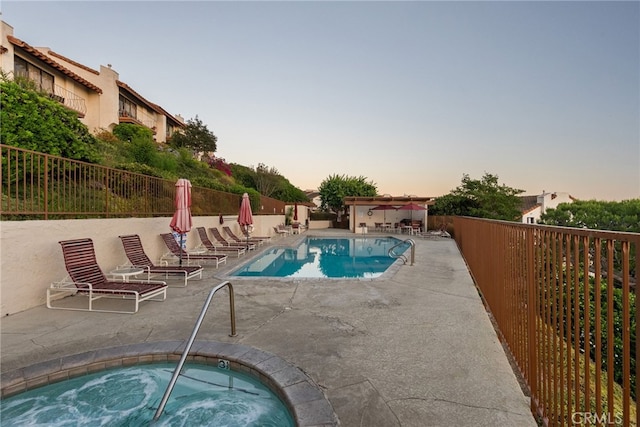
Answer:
547, 270, 636, 399
0, 79, 100, 162
115, 162, 165, 178
190, 176, 228, 192
153, 153, 179, 175
128, 138, 158, 165
112, 123, 153, 143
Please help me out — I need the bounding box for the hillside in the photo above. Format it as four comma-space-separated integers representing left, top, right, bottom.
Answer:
0, 77, 309, 203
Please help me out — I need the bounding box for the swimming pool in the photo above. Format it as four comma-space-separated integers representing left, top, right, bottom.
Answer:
1, 362, 294, 426
230, 236, 410, 278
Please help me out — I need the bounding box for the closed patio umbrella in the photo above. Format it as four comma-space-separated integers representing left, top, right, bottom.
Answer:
293, 202, 298, 222
238, 193, 253, 250
169, 178, 192, 266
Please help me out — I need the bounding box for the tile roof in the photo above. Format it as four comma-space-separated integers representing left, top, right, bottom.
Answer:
46, 50, 99, 75
151, 102, 185, 127
519, 195, 540, 214
116, 80, 164, 115
7, 35, 102, 94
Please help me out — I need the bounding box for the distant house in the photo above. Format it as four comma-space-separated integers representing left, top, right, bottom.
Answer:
305, 190, 322, 211
0, 21, 184, 143
520, 191, 576, 224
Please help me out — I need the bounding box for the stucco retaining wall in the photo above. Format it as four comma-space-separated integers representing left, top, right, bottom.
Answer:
0, 215, 284, 316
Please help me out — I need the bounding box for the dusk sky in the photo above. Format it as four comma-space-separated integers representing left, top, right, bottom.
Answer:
2, 1, 639, 201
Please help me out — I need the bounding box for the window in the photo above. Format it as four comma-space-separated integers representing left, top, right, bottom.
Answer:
14, 56, 54, 94
119, 96, 137, 119
527, 217, 535, 224
166, 124, 177, 139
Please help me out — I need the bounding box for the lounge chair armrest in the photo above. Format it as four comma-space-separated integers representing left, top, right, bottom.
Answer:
50, 278, 95, 291
50, 278, 83, 290
123, 279, 167, 286
51, 278, 165, 296
161, 252, 178, 261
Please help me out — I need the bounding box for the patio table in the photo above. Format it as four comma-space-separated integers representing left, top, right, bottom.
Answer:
109, 267, 144, 282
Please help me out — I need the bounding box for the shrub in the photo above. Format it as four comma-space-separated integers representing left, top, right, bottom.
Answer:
0, 79, 100, 162
112, 123, 153, 143
128, 138, 158, 165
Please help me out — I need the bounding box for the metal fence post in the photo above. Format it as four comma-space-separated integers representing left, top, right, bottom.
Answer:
526, 227, 538, 417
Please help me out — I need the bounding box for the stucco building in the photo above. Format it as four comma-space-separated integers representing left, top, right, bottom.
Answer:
0, 21, 184, 143
520, 191, 576, 224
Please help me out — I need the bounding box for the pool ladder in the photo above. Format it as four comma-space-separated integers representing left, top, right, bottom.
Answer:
152, 281, 237, 422
389, 238, 415, 266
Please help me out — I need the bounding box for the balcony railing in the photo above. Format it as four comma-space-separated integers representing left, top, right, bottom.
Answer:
0, 144, 285, 220
454, 217, 638, 427
16, 76, 88, 116
119, 109, 157, 131
50, 84, 87, 116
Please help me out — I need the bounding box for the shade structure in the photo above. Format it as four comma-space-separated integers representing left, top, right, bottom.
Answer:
398, 203, 426, 221
238, 193, 254, 250
169, 178, 192, 265
371, 205, 398, 224
293, 202, 298, 221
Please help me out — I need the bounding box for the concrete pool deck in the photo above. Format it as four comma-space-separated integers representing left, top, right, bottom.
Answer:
1, 229, 538, 426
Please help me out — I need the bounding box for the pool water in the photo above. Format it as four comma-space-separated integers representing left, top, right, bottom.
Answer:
230, 236, 410, 278
0, 363, 294, 426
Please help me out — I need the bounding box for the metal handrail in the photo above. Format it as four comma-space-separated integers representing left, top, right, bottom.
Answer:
152, 281, 237, 421
389, 238, 415, 266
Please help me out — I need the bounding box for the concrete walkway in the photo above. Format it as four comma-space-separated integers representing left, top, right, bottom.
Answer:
1, 229, 537, 426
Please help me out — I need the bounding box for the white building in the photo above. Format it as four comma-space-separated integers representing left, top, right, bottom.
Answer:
521, 191, 576, 224
305, 190, 322, 211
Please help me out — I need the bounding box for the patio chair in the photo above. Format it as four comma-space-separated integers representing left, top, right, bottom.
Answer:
239, 225, 272, 242
118, 234, 203, 287
48, 238, 168, 314
223, 226, 265, 246
195, 227, 245, 257
160, 233, 228, 268
273, 225, 290, 237
210, 227, 256, 251
411, 221, 422, 235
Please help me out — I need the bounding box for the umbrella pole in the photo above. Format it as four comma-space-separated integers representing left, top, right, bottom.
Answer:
179, 234, 183, 266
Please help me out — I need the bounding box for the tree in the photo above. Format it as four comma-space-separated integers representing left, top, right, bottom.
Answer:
318, 174, 377, 217
169, 116, 217, 154
539, 199, 640, 233
229, 163, 308, 202
254, 163, 280, 198
431, 173, 524, 220
272, 182, 308, 203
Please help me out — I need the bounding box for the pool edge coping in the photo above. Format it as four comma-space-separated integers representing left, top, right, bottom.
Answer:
0, 340, 339, 427
222, 234, 408, 280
